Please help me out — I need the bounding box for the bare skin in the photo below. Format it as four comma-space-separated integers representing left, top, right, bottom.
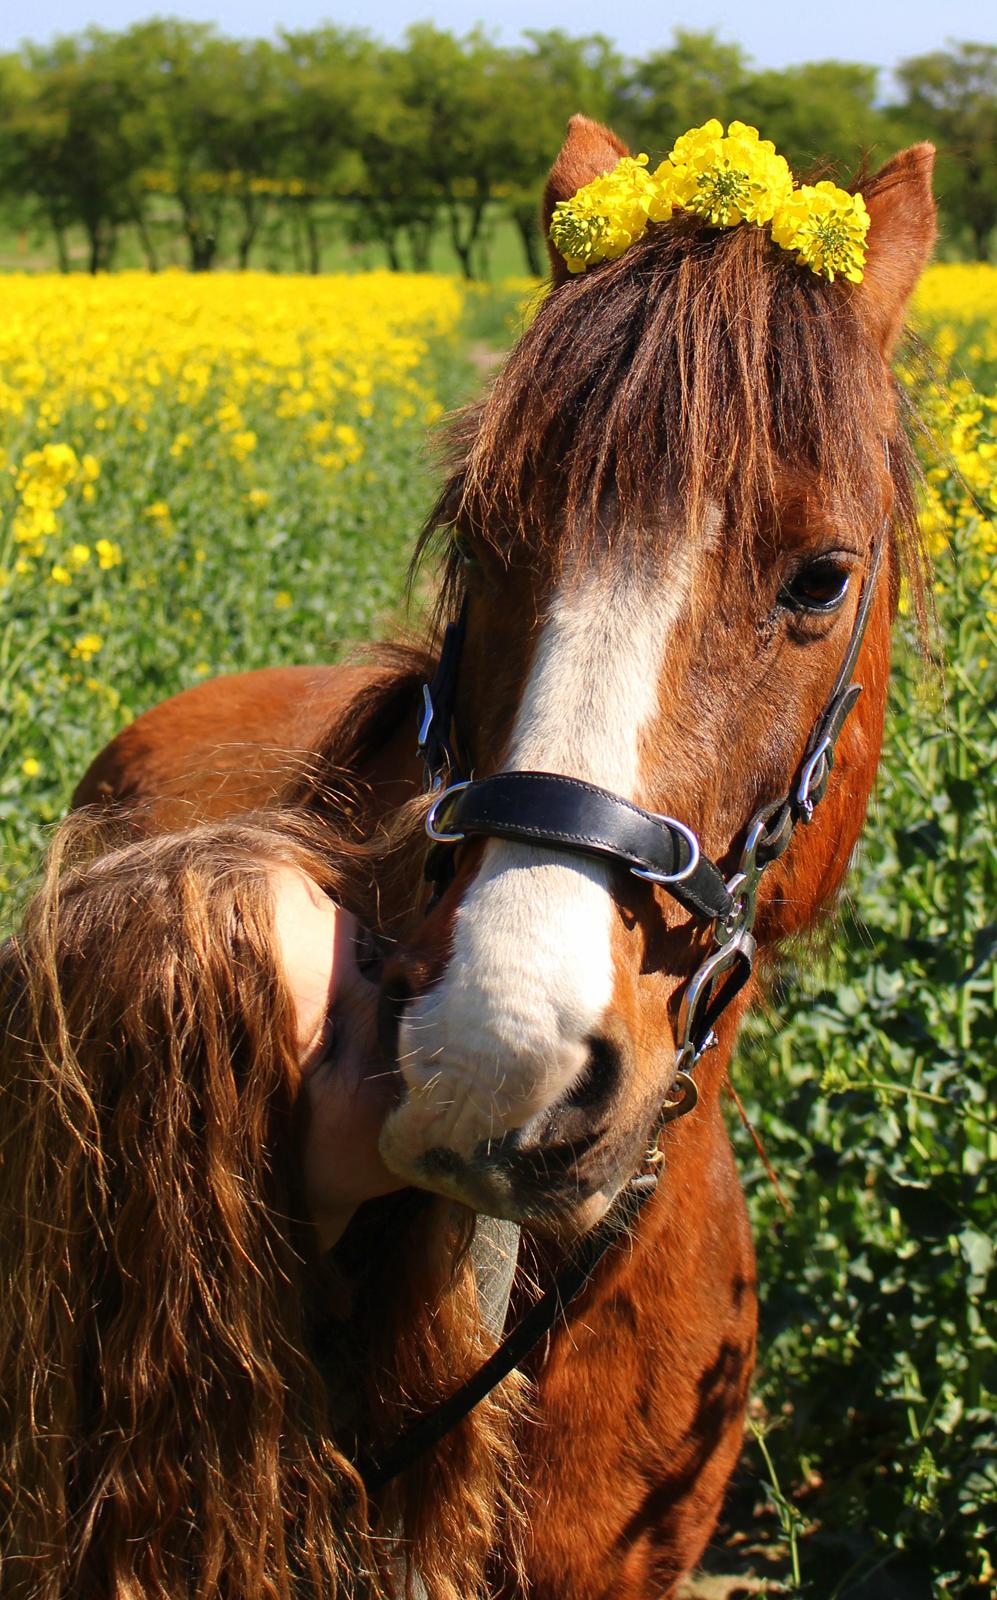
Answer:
271, 865, 404, 1248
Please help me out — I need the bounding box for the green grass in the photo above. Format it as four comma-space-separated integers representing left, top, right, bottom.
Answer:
0, 200, 534, 279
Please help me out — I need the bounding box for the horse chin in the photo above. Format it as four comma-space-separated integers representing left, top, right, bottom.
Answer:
378, 1098, 652, 1235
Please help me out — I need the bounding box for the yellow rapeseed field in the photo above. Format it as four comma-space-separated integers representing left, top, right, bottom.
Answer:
1, 263, 995, 895
0, 270, 468, 889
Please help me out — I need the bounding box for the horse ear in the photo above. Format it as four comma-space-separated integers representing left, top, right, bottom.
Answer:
859, 143, 936, 357
543, 114, 631, 285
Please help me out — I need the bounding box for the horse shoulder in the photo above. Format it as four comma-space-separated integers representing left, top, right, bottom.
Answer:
72, 662, 377, 826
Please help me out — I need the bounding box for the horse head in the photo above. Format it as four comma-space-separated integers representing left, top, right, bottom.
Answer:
379, 118, 936, 1231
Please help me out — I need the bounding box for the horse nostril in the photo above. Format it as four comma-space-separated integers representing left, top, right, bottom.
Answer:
378, 969, 413, 1061
564, 1034, 621, 1112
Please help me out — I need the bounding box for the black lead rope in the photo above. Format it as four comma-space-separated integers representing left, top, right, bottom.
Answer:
359, 1174, 658, 1493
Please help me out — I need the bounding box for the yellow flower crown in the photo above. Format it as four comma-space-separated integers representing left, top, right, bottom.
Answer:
549, 120, 870, 283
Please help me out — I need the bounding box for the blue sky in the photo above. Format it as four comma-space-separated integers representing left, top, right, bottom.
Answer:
2, 0, 994, 73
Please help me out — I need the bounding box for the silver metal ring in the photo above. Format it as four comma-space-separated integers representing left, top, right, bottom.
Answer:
630, 815, 702, 886
425, 780, 470, 844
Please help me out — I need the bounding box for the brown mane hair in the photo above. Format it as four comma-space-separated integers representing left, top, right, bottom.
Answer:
422, 207, 925, 616
0, 811, 521, 1600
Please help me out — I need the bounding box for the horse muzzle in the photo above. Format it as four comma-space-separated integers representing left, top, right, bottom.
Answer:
377, 989, 668, 1228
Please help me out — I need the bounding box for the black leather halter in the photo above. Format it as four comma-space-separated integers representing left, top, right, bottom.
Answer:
361, 527, 887, 1494
418, 528, 886, 1103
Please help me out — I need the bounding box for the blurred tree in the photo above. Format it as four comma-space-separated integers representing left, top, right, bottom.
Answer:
117, 19, 239, 271
506, 32, 627, 273
895, 43, 997, 258
742, 61, 884, 176
278, 28, 375, 272
348, 40, 438, 272
217, 40, 289, 269
623, 30, 750, 159
391, 25, 501, 279
2, 30, 154, 272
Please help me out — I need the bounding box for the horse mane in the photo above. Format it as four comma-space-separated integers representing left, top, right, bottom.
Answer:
421, 207, 926, 622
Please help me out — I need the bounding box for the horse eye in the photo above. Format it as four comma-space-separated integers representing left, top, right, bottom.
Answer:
453, 532, 480, 569
780, 559, 851, 614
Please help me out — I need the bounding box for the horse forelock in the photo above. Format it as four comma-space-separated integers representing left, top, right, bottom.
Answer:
420, 211, 925, 626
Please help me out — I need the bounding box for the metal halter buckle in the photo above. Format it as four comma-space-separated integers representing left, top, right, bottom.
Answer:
417, 684, 435, 753
676, 929, 756, 1064
721, 809, 773, 939
630, 815, 702, 887
795, 735, 832, 823
425, 780, 471, 844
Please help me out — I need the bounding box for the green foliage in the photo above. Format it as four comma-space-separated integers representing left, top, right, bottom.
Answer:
732, 389, 997, 1590
897, 45, 997, 260
2, 23, 997, 277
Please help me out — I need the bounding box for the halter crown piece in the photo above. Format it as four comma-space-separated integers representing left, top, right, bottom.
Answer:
549, 120, 870, 283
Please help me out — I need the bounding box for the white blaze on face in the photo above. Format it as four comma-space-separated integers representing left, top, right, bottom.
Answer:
384, 557, 694, 1166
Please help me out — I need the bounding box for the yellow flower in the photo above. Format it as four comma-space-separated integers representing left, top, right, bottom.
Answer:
230, 429, 257, 460
50, 564, 71, 585
68, 543, 91, 569
145, 500, 171, 522
771, 183, 870, 283
244, 488, 270, 509
70, 632, 104, 661
21, 757, 41, 778
666, 120, 793, 228
274, 590, 292, 609
95, 538, 121, 569
549, 153, 675, 273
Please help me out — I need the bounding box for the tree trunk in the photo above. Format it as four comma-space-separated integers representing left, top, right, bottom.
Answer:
446, 192, 488, 281
188, 230, 218, 271
52, 219, 70, 274
238, 195, 265, 270
304, 203, 322, 274
515, 212, 543, 276
406, 216, 435, 272
85, 218, 116, 274
289, 202, 305, 272
134, 209, 159, 272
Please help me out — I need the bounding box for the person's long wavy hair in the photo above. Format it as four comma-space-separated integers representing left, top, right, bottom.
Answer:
0, 811, 523, 1600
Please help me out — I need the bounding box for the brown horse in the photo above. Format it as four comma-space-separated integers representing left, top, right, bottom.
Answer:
74, 118, 936, 1598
